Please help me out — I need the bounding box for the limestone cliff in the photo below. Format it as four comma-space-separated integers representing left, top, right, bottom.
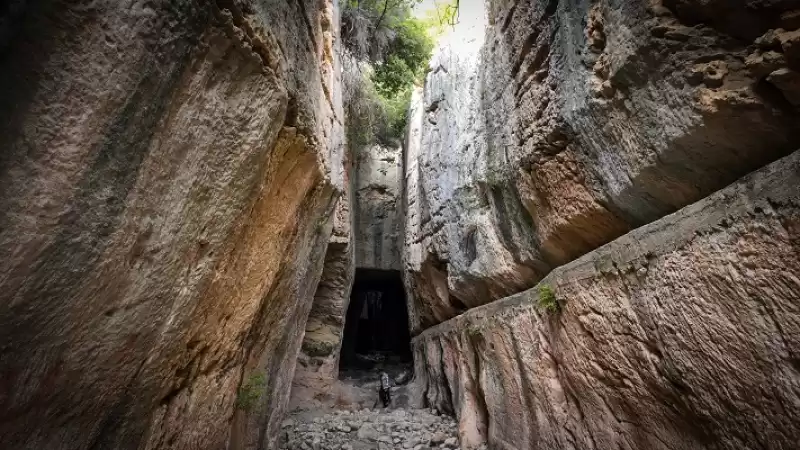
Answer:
3, 0, 800, 449
290, 162, 356, 411
290, 108, 405, 412
355, 144, 404, 271
413, 150, 800, 450
405, 1, 800, 449
404, 0, 800, 332
0, 1, 344, 449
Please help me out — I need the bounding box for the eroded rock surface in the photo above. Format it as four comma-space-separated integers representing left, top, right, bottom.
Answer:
291, 185, 356, 411
404, 0, 800, 332
0, 1, 343, 449
413, 150, 800, 450
356, 144, 404, 271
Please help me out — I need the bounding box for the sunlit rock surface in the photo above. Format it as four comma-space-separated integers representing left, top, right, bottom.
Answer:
403, 0, 800, 332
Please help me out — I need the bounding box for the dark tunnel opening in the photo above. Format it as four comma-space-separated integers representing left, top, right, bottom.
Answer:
340, 269, 412, 376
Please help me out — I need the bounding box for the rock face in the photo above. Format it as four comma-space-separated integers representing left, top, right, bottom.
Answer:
413, 150, 800, 450
291, 142, 405, 410
290, 14, 406, 420
4, 1, 799, 449
0, 1, 343, 449
404, 2, 800, 449
356, 144, 404, 271
403, 0, 800, 332
291, 177, 356, 410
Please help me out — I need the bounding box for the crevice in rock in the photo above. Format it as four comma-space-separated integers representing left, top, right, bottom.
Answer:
340, 269, 412, 374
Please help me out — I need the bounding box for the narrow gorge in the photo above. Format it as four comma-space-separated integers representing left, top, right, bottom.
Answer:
0, 1, 798, 450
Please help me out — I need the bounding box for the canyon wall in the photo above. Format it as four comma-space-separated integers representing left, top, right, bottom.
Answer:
406, 0, 800, 449
296, 195, 355, 381
290, 125, 405, 411
413, 150, 800, 450
355, 144, 404, 271
290, 164, 356, 411
0, 1, 344, 449
404, 0, 800, 332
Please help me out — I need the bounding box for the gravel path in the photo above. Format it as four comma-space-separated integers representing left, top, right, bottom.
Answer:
280, 407, 465, 450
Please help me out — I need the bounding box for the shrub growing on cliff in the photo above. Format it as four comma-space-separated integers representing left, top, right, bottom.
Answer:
342, 0, 429, 64
372, 18, 433, 95
341, 0, 438, 145
538, 284, 559, 313
343, 57, 383, 148
236, 372, 266, 411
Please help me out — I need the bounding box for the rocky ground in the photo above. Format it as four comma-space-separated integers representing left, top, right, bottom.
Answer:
280, 407, 466, 450
283, 360, 462, 450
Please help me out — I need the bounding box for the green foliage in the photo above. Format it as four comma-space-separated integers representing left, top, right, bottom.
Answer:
378, 86, 414, 139
373, 18, 434, 96
438, 0, 460, 27
342, 0, 425, 62
236, 372, 266, 411
466, 323, 482, 338
538, 284, 559, 313
341, 0, 443, 144
422, 0, 460, 37
342, 59, 382, 148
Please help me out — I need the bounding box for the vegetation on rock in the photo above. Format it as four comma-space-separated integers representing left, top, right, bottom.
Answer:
236, 372, 267, 411
537, 284, 559, 313
341, 0, 456, 146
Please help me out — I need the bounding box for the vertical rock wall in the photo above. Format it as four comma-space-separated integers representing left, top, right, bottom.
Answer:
298, 197, 356, 381
413, 150, 800, 450
290, 172, 357, 411
404, 5, 535, 334
290, 110, 406, 412
405, 1, 800, 449
403, 0, 800, 332
0, 1, 343, 449
355, 144, 404, 271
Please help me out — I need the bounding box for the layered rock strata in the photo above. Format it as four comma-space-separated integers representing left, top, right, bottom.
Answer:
413, 150, 800, 450
404, 0, 800, 332
0, 1, 343, 449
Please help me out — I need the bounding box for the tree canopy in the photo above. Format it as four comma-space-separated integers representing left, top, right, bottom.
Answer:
341, 0, 457, 146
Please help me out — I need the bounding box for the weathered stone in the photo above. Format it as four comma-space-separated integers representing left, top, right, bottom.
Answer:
768, 67, 800, 106
403, 0, 800, 333
357, 423, 380, 441
0, 1, 344, 449
746, 50, 788, 78
430, 431, 447, 445
290, 195, 356, 409
404, 5, 541, 334
413, 151, 800, 450
355, 144, 404, 270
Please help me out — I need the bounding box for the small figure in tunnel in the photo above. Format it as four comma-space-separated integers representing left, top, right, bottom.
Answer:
377, 371, 392, 408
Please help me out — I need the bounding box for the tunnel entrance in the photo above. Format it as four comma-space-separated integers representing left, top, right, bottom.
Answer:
340, 269, 412, 376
